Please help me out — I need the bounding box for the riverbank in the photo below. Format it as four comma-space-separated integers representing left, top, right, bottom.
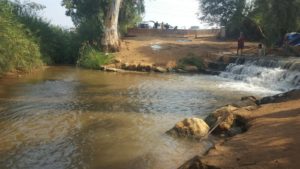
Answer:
103, 36, 258, 73
179, 89, 300, 169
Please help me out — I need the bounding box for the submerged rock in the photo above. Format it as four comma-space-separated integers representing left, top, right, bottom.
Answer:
166, 118, 210, 140
178, 155, 220, 169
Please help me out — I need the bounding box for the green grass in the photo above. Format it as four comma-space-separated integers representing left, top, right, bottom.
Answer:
77, 44, 114, 69
177, 53, 205, 70
0, 1, 43, 74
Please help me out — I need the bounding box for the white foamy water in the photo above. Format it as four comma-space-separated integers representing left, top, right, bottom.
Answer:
218, 57, 300, 95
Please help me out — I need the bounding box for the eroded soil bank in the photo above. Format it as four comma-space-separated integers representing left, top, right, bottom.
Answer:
179, 90, 300, 169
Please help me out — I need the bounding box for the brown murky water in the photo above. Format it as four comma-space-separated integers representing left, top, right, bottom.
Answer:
0, 66, 258, 169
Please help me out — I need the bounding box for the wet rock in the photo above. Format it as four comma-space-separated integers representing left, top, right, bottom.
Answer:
178, 155, 220, 169
204, 105, 248, 136
202, 69, 220, 75
166, 118, 210, 140
153, 66, 167, 73
257, 89, 300, 105
136, 64, 152, 72
104, 67, 126, 72
207, 62, 227, 71
121, 63, 129, 69
176, 68, 187, 73
183, 65, 199, 73
127, 64, 137, 71
212, 105, 238, 131
231, 96, 258, 108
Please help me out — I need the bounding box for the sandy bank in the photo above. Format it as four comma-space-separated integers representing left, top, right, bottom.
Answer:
114, 36, 258, 69
182, 90, 300, 169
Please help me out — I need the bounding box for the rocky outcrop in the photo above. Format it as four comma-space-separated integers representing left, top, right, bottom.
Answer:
166, 118, 210, 140
178, 156, 220, 169
204, 105, 237, 131
257, 89, 300, 105
204, 104, 248, 137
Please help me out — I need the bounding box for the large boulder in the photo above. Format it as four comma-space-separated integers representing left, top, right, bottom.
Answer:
178, 155, 220, 169
166, 118, 210, 140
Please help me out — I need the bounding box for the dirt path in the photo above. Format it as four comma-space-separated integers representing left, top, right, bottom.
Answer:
200, 92, 300, 169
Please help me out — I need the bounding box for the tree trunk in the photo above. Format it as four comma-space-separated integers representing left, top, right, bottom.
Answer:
101, 0, 122, 52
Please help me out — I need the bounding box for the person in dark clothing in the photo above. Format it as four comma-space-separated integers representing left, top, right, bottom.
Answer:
237, 32, 245, 56
164, 23, 170, 30
154, 22, 159, 29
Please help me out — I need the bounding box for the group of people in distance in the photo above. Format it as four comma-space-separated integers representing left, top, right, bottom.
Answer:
154, 21, 177, 30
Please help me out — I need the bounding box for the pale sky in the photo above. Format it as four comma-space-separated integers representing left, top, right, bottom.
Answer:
22, 0, 206, 29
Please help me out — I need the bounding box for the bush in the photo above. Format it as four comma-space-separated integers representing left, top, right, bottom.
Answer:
0, 1, 43, 74
77, 43, 114, 69
177, 53, 205, 70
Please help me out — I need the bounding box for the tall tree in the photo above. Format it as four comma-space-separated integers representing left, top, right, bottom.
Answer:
102, 0, 122, 52
62, 0, 144, 52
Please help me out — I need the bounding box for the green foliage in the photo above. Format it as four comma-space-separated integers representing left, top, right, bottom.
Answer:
119, 0, 144, 34
251, 0, 300, 46
13, 1, 79, 64
199, 0, 300, 45
0, 0, 43, 74
62, 0, 145, 43
77, 43, 114, 69
177, 53, 205, 70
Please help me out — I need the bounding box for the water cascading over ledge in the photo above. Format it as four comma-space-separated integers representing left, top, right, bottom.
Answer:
219, 56, 300, 92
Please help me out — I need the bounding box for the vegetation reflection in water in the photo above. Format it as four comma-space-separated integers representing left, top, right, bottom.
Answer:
0, 66, 259, 169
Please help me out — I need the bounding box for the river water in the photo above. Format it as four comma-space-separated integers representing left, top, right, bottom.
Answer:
0, 66, 284, 169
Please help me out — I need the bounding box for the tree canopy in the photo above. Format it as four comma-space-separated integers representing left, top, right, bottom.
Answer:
62, 0, 145, 43
199, 0, 300, 45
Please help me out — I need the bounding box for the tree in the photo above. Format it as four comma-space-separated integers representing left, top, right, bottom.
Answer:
251, 0, 300, 45
199, 0, 249, 37
199, 0, 300, 44
101, 0, 122, 52
62, 0, 144, 52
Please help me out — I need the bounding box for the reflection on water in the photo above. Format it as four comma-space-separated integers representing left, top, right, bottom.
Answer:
0, 67, 266, 169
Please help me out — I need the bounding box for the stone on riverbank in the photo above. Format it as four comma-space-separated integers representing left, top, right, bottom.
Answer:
153, 66, 167, 73
210, 105, 238, 130
257, 89, 300, 105
204, 105, 248, 136
233, 96, 258, 108
166, 118, 210, 140
183, 65, 199, 73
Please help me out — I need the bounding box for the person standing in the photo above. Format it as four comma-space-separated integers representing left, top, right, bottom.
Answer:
237, 32, 245, 56
154, 21, 159, 29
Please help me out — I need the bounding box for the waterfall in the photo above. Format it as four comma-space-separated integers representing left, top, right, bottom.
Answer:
219, 57, 300, 94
